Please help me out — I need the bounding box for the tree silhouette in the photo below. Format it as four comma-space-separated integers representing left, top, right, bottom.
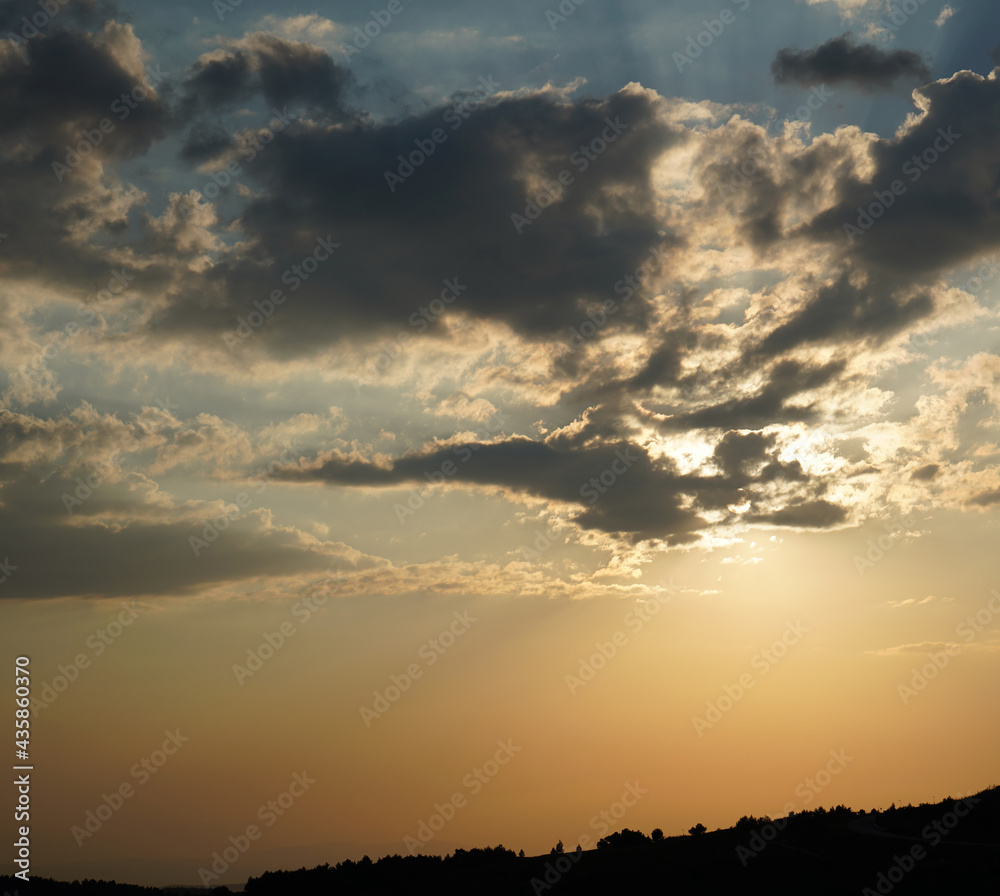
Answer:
597, 828, 651, 849
688, 822, 707, 836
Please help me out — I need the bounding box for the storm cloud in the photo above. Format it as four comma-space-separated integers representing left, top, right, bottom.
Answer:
772, 35, 930, 90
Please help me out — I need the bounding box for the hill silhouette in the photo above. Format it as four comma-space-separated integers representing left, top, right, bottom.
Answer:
5, 786, 998, 894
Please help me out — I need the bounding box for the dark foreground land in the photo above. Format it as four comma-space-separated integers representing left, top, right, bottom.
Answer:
6, 786, 999, 894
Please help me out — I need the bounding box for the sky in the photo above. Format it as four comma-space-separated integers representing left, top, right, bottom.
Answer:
2, 0, 1000, 886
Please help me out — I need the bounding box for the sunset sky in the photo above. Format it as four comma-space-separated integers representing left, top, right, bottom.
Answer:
3, 0, 1000, 886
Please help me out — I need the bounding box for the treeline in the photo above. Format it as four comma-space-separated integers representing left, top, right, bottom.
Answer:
241, 791, 999, 895
0, 879, 229, 894
6, 787, 997, 895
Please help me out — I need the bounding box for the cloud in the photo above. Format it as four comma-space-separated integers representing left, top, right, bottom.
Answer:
771, 35, 930, 90
4, 7, 1000, 592
799, 69, 1000, 283
798, 0, 881, 18
756, 273, 933, 355
286, 422, 848, 544
868, 640, 964, 656
0, 22, 168, 156
0, 406, 374, 599
968, 488, 1000, 507
755, 499, 848, 528
256, 13, 347, 47
0, 21, 169, 315
651, 359, 847, 432
288, 435, 706, 544
154, 82, 685, 351
179, 32, 357, 120
888, 594, 950, 608
935, 6, 955, 27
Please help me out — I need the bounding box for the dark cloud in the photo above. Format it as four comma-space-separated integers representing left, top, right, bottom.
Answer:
291, 435, 705, 544
179, 122, 235, 163
713, 430, 774, 478
0, 27, 168, 157
654, 359, 845, 432
2, 11, 987, 574
968, 488, 1000, 507
289, 426, 840, 543
715, 69, 1000, 356
756, 273, 933, 355
802, 70, 1000, 280
0, 24, 171, 298
711, 429, 807, 485
756, 499, 847, 528
0, 411, 363, 599
625, 329, 698, 391
0, 503, 341, 599
179, 33, 356, 120
911, 463, 940, 481
771, 35, 930, 90
155, 85, 684, 350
